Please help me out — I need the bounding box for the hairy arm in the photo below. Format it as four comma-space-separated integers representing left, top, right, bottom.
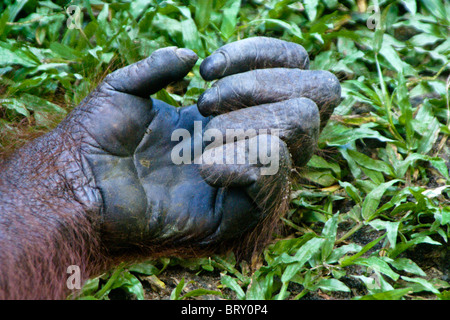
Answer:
0, 127, 108, 300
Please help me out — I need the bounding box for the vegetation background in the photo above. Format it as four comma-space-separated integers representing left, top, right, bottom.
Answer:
0, 0, 449, 300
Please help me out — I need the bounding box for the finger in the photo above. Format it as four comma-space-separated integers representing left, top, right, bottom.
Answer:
101, 47, 198, 98
198, 134, 292, 251
197, 68, 341, 127
204, 97, 320, 167
200, 37, 309, 81
199, 134, 292, 209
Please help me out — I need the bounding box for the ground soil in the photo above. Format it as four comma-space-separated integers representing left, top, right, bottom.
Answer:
109, 222, 448, 300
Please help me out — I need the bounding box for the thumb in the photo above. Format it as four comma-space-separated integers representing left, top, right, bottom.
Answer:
101, 47, 198, 98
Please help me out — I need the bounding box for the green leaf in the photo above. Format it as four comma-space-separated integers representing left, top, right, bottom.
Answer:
110, 271, 145, 300
312, 278, 351, 292
362, 179, 401, 221
327, 243, 362, 264
77, 277, 100, 298
155, 89, 180, 108
97, 3, 110, 30
339, 181, 362, 204
170, 277, 186, 300
249, 18, 302, 39
246, 271, 274, 300
401, 276, 440, 294
194, 0, 213, 31
368, 219, 400, 249
0, 7, 10, 40
355, 256, 400, 281
321, 213, 339, 261
380, 42, 414, 75
396, 153, 449, 180
410, 33, 443, 47
301, 169, 337, 187
270, 233, 316, 256
347, 149, 394, 176
307, 155, 341, 178
18, 93, 67, 126
50, 42, 82, 60
220, 0, 241, 40
372, 8, 386, 54
401, 0, 417, 15
441, 207, 450, 225
417, 118, 440, 154
202, 264, 214, 272
212, 254, 246, 282
0, 98, 30, 117
429, 158, 450, 181
303, 0, 319, 21
389, 236, 442, 259
396, 70, 414, 148
7, 0, 28, 23
340, 234, 386, 267
138, 7, 156, 32
437, 290, 450, 300
420, 0, 448, 21
182, 288, 222, 299
128, 262, 159, 276
344, 79, 381, 104
76, 295, 99, 300
182, 86, 205, 105
355, 288, 411, 300
321, 123, 393, 147
281, 237, 325, 283
352, 270, 395, 293
176, 6, 205, 56
221, 275, 245, 300
390, 258, 426, 277
0, 42, 38, 67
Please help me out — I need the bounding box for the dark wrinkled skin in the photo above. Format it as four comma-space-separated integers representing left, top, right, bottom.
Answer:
200, 37, 310, 80
204, 97, 320, 167
0, 37, 340, 298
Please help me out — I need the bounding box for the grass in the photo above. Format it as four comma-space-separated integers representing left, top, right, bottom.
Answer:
0, 0, 449, 300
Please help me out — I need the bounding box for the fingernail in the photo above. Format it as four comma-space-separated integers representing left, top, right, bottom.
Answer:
200, 52, 227, 81
197, 87, 219, 116
175, 48, 198, 64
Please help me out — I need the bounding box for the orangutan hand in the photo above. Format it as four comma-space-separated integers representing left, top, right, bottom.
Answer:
48, 37, 341, 253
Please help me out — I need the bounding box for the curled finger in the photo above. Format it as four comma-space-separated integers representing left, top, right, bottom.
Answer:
200, 37, 309, 81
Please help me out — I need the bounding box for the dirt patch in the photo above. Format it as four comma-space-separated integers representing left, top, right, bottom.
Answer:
140, 267, 227, 300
